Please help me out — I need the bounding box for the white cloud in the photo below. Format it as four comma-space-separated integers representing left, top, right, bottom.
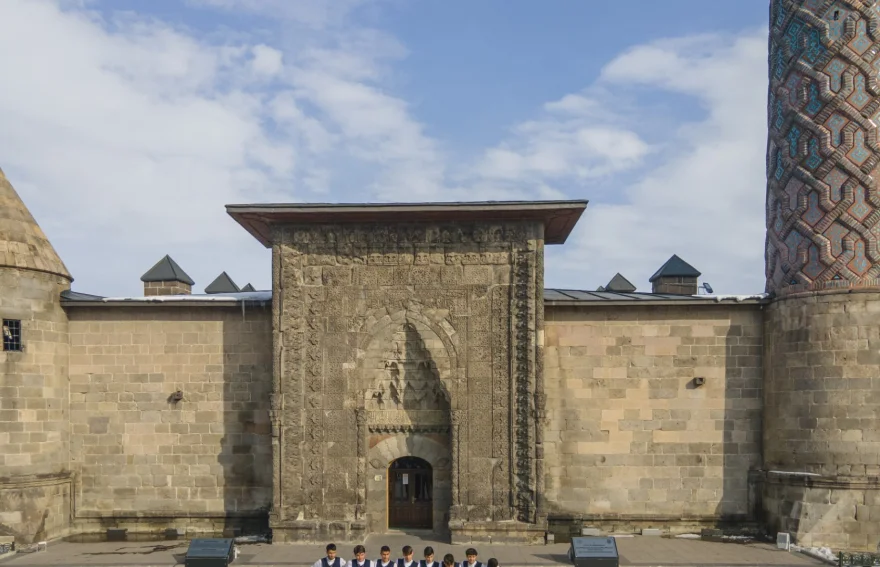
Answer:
0, 0, 769, 297
0, 0, 294, 294
251, 44, 283, 76
473, 91, 652, 184
551, 31, 768, 294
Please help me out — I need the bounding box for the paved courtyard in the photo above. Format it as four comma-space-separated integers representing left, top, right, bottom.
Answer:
0, 533, 826, 567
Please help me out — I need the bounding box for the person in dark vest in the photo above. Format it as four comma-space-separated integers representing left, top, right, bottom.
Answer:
352, 545, 371, 567
487, 559, 498, 567
313, 543, 347, 567
420, 546, 439, 567
442, 554, 455, 567
460, 548, 482, 567
397, 545, 416, 567
376, 545, 394, 567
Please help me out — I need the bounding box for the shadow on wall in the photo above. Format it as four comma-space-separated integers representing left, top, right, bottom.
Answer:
362, 315, 455, 537
220, 302, 273, 537
717, 324, 763, 527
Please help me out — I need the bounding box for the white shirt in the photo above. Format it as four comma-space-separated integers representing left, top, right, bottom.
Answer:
313, 557, 348, 567
351, 561, 372, 567
398, 560, 417, 567
376, 560, 394, 567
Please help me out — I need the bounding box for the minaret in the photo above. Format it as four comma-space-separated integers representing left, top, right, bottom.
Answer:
765, 1, 880, 551
0, 167, 72, 544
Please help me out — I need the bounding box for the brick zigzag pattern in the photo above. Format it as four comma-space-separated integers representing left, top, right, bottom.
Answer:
766, 0, 880, 295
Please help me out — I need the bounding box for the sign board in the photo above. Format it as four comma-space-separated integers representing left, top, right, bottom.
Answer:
569, 537, 619, 567
186, 538, 234, 567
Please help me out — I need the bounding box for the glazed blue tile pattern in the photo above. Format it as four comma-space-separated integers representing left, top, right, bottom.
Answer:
767, 0, 880, 295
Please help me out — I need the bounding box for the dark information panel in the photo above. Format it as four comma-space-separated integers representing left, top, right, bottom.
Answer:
185, 538, 235, 567
569, 536, 619, 567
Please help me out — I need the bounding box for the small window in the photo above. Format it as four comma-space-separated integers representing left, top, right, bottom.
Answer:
2, 319, 22, 351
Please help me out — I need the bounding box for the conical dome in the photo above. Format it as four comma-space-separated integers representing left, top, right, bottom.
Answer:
0, 167, 72, 280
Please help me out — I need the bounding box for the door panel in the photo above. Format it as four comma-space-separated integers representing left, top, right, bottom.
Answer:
388, 460, 433, 529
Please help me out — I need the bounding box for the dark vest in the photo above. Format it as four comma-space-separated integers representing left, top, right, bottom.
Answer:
420, 561, 439, 567
353, 561, 373, 567
398, 560, 416, 567
461, 562, 483, 567
322, 558, 342, 567
378, 562, 394, 567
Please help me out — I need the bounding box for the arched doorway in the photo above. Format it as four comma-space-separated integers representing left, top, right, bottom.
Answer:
388, 457, 433, 529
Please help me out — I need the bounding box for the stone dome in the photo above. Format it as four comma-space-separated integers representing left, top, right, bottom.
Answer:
0, 166, 71, 280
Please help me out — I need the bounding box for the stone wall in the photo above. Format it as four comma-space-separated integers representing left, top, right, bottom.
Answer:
269, 221, 545, 543
0, 268, 71, 544
543, 304, 763, 537
763, 292, 880, 551
66, 304, 273, 535
144, 281, 192, 296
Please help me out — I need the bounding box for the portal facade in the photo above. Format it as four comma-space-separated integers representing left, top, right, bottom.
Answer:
227, 202, 587, 543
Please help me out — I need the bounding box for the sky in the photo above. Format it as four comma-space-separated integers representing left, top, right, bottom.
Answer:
0, 0, 771, 297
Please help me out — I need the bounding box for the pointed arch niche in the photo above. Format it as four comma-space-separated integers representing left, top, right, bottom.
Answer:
354, 309, 461, 534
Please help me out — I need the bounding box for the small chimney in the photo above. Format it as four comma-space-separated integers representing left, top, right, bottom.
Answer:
205, 272, 240, 294
649, 254, 701, 295
140, 255, 194, 296
604, 273, 636, 293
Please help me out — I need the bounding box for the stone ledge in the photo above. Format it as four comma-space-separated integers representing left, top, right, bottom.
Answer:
270, 520, 367, 543
763, 471, 880, 490
0, 472, 73, 489
74, 510, 267, 519
449, 520, 546, 544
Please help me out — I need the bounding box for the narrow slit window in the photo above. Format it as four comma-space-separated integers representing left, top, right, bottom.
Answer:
2, 319, 22, 351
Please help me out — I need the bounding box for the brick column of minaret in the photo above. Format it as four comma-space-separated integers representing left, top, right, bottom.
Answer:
764, 0, 880, 552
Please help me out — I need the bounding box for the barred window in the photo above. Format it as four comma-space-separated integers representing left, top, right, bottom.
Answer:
2, 319, 21, 351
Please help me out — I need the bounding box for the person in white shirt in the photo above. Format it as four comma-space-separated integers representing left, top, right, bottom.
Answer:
397, 545, 417, 567
442, 554, 455, 567
419, 546, 439, 567
351, 545, 371, 567
313, 543, 347, 567
460, 548, 482, 567
376, 545, 394, 567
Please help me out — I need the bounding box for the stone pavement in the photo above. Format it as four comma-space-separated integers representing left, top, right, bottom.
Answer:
0, 533, 828, 567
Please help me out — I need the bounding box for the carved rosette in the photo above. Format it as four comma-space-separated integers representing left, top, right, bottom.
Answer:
767, 0, 880, 295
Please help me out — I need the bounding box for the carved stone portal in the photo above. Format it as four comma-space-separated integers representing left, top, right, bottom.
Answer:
366, 322, 451, 412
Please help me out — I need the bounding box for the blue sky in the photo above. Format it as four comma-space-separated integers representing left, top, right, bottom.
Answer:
0, 0, 770, 296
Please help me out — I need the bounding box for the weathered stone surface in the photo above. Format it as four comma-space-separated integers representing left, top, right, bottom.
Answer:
270, 221, 543, 542
764, 293, 880, 550
543, 305, 764, 522
66, 306, 273, 520
0, 197, 72, 544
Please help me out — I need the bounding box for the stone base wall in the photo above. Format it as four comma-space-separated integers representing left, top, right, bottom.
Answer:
764, 292, 880, 551
543, 304, 764, 527
71, 511, 268, 539
0, 473, 72, 545
763, 474, 880, 551
0, 268, 71, 544
66, 305, 273, 527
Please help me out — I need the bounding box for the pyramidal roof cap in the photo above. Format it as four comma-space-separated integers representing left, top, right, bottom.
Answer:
0, 166, 72, 280
605, 273, 636, 292
649, 254, 701, 282
141, 255, 195, 285
241, 283, 256, 292
205, 271, 240, 294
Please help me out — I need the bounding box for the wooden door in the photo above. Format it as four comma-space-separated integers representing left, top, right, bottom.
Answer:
388, 457, 433, 529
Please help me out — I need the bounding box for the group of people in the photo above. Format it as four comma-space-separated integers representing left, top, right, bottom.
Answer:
313, 544, 499, 567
